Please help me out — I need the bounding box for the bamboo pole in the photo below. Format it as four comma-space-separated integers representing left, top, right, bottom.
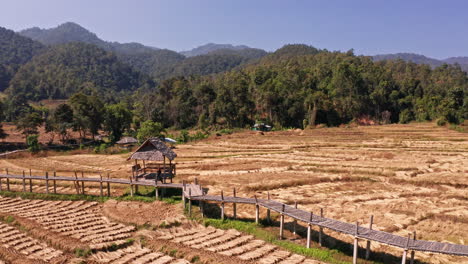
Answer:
279, 204, 285, 239
255, 195, 259, 224
307, 212, 313, 248
22, 171, 26, 192
266, 192, 271, 223
53, 171, 57, 194
99, 173, 103, 197
365, 215, 374, 259
106, 173, 110, 197
6, 169, 9, 191
233, 188, 237, 219
353, 221, 359, 264
410, 231, 416, 264
45, 172, 49, 194
129, 177, 134, 197
293, 201, 298, 235
221, 190, 225, 220
29, 169, 32, 192
0, 171, 2, 191
74, 171, 79, 194
188, 188, 192, 216
81, 171, 85, 194
319, 208, 324, 246
402, 233, 411, 264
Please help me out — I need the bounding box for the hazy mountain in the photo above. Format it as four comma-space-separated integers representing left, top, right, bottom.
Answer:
19, 22, 159, 55
373, 53, 444, 68
180, 43, 252, 57
443, 56, 468, 65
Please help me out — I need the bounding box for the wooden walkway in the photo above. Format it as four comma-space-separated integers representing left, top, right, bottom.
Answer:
0, 172, 467, 259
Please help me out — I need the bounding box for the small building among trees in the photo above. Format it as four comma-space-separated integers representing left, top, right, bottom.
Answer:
116, 136, 138, 148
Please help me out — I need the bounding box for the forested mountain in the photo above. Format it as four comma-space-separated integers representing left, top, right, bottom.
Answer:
0, 27, 44, 91
19, 22, 159, 55
373, 53, 468, 72
6, 42, 150, 101
138, 45, 466, 130
180, 43, 252, 57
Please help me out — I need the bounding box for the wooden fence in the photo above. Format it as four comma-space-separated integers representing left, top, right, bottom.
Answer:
0, 171, 467, 263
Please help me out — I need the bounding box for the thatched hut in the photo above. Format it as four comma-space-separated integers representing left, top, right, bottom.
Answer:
127, 138, 177, 181
116, 137, 138, 148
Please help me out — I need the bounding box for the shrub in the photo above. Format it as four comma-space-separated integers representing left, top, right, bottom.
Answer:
436, 118, 447, 126
26, 134, 40, 153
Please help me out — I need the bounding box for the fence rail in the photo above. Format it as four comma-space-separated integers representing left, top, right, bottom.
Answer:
0, 171, 467, 261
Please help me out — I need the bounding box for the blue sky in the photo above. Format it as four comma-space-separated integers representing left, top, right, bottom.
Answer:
1, 0, 467, 59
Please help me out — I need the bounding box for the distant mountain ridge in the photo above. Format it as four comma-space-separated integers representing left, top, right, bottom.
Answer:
180, 43, 251, 57
19, 22, 160, 55
372, 53, 468, 72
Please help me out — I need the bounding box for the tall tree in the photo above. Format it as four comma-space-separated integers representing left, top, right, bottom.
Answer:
104, 103, 133, 142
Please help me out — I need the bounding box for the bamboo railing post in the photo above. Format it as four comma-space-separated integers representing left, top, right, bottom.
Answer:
266, 192, 271, 223
80, 171, 85, 194
410, 231, 416, 264
307, 212, 313, 248
402, 233, 411, 264
0, 170, 2, 191
22, 171, 26, 192
6, 169, 10, 191
319, 208, 324, 246
221, 190, 225, 220
293, 201, 298, 235
99, 173, 103, 197
182, 181, 186, 208
233, 188, 237, 219
194, 177, 198, 185
29, 169, 32, 192
74, 171, 79, 194
353, 221, 359, 264
106, 173, 111, 197
129, 177, 134, 197
188, 188, 192, 216
365, 215, 374, 259
45, 172, 49, 194
200, 200, 204, 218
53, 171, 57, 194
280, 204, 285, 239
255, 195, 259, 224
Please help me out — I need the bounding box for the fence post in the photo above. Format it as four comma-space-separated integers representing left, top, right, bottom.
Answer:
319, 208, 324, 246
410, 231, 416, 264
307, 212, 313, 248
188, 188, 192, 216
255, 195, 259, 224
293, 201, 298, 235
6, 169, 10, 191
266, 192, 271, 223
106, 173, 111, 197
29, 169, 32, 192
0, 170, 2, 191
22, 171, 26, 192
353, 221, 359, 264
99, 173, 103, 197
365, 215, 374, 259
402, 233, 411, 264
280, 204, 285, 239
233, 187, 237, 219
221, 190, 225, 220
53, 171, 57, 194
74, 171, 79, 194
129, 177, 134, 197
80, 172, 85, 194
45, 172, 49, 194
182, 180, 186, 208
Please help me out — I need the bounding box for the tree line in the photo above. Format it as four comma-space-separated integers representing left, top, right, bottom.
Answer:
0, 44, 466, 145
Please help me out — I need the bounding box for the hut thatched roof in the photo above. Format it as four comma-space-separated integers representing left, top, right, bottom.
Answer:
127, 138, 177, 161
116, 136, 138, 145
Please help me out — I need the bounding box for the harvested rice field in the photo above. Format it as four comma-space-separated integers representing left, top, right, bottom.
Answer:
0, 123, 467, 263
